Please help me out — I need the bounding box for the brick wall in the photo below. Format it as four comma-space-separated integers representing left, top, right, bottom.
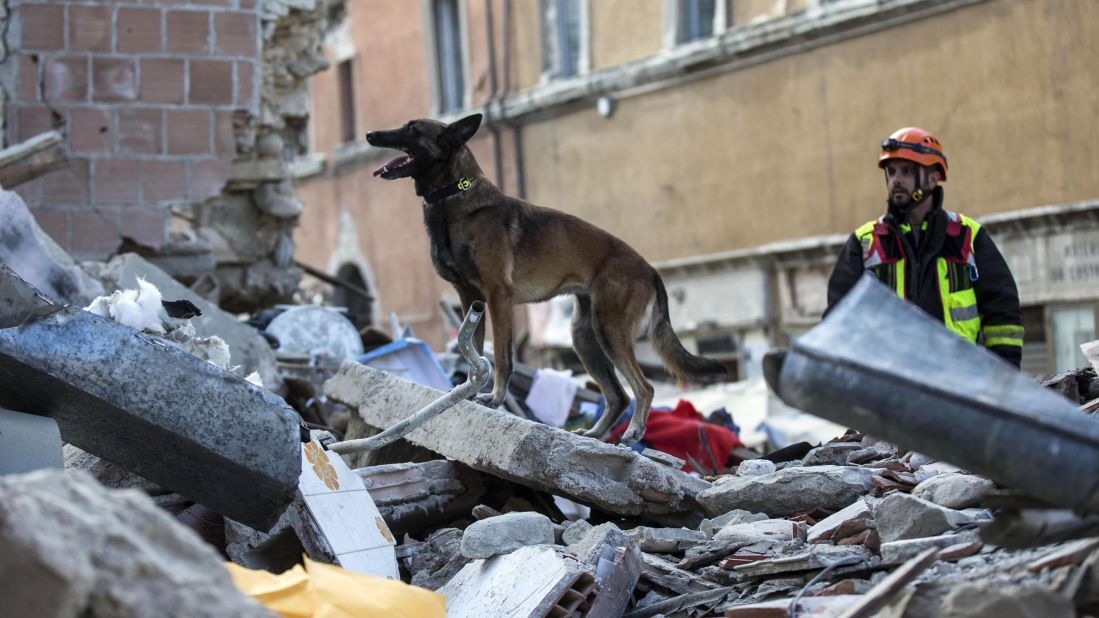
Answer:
5, 0, 260, 259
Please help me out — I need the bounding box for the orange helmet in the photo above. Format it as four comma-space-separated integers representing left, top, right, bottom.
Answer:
879, 127, 947, 180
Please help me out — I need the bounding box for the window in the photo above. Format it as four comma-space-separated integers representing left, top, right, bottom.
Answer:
432, 0, 466, 113
676, 0, 716, 43
541, 0, 585, 79
1050, 304, 1096, 373
337, 60, 355, 143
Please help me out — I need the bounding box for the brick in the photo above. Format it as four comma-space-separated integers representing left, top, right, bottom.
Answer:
139, 58, 185, 104
215, 12, 257, 57
118, 8, 163, 54
43, 56, 89, 102
166, 109, 211, 155
13, 179, 43, 208
118, 108, 163, 155
41, 158, 90, 207
69, 4, 112, 53
69, 107, 113, 154
93, 58, 138, 102
93, 159, 142, 206
235, 60, 254, 107
17, 106, 56, 142
240, 0, 256, 9
71, 208, 121, 256
187, 0, 231, 7
189, 60, 233, 105
142, 160, 188, 205
214, 110, 237, 156
190, 159, 230, 201
30, 206, 70, 249
19, 4, 64, 51
167, 10, 210, 55
19, 55, 39, 102
118, 208, 167, 247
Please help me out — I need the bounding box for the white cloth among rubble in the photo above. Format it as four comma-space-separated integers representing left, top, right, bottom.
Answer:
525, 368, 578, 428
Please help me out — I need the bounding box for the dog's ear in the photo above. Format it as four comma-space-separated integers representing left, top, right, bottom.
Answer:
441, 114, 482, 148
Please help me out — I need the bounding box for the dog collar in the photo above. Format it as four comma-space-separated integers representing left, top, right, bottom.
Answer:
424, 177, 474, 204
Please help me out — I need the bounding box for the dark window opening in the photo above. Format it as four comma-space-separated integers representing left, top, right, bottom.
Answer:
331, 263, 373, 329
677, 0, 716, 43
337, 60, 356, 143
541, 0, 582, 78
433, 0, 465, 113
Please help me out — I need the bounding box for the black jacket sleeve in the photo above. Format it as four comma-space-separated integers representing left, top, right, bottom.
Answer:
824, 234, 864, 318
972, 228, 1024, 367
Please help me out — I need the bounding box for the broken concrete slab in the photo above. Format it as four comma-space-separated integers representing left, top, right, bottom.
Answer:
460, 511, 556, 559
807, 497, 874, 544
802, 442, 863, 467
875, 493, 974, 544
879, 530, 981, 563
713, 518, 802, 547
633, 526, 707, 554
724, 594, 862, 616
439, 545, 596, 618
939, 583, 1073, 618
325, 363, 709, 525
732, 545, 870, 579
563, 520, 595, 546
0, 267, 300, 528
912, 473, 995, 510
63, 444, 161, 493
85, 253, 280, 390
355, 460, 485, 537
700, 509, 769, 537
696, 465, 877, 518
640, 553, 719, 596
0, 189, 103, 305
0, 469, 270, 618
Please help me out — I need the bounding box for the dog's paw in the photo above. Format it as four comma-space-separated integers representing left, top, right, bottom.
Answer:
617, 428, 644, 447
575, 427, 602, 438
474, 392, 503, 407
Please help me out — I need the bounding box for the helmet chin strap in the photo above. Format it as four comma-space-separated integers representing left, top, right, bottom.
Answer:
911, 167, 925, 203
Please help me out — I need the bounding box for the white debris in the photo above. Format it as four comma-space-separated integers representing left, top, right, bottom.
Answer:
245, 371, 263, 387
83, 278, 167, 334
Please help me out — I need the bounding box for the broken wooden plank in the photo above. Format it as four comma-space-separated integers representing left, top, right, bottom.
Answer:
1028, 538, 1099, 573
835, 547, 939, 618
0, 131, 66, 189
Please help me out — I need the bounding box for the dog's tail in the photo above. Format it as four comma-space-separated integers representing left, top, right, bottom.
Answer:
650, 272, 729, 382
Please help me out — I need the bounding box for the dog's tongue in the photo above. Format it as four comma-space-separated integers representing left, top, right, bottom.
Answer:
373, 155, 410, 177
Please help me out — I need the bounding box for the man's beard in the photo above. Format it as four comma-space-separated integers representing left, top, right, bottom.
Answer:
888, 191, 912, 219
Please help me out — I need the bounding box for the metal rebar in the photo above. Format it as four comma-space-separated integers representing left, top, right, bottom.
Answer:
329, 301, 490, 455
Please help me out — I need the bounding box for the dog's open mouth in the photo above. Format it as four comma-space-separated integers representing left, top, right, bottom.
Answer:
373, 154, 414, 178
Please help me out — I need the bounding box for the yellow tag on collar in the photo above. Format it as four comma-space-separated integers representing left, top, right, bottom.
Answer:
457, 178, 472, 191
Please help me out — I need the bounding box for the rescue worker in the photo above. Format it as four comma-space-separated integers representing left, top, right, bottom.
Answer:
825, 127, 1024, 367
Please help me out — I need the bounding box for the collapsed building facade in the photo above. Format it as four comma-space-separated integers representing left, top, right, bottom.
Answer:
294, 0, 1099, 377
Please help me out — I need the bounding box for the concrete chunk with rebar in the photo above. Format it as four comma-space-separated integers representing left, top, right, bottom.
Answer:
0, 265, 300, 529
325, 363, 710, 525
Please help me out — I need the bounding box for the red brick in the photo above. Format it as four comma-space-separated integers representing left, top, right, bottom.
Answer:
240, 0, 256, 9
190, 159, 230, 201
93, 159, 142, 206
235, 60, 254, 107
19, 55, 39, 102
68, 5, 112, 53
93, 58, 138, 102
19, 4, 64, 51
30, 206, 69, 248
69, 107, 113, 153
71, 208, 121, 256
118, 208, 167, 247
118, 8, 163, 54
142, 160, 187, 205
189, 60, 233, 105
214, 110, 237, 156
13, 179, 43, 207
187, 0, 231, 7
215, 12, 256, 57
17, 105, 56, 142
139, 58, 185, 104
167, 10, 210, 55
118, 108, 163, 155
166, 109, 211, 155
43, 56, 88, 102
41, 158, 90, 206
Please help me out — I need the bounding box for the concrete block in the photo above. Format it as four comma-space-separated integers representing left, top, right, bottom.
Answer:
807, 497, 874, 543
0, 267, 300, 528
461, 511, 556, 559
633, 526, 707, 553
697, 465, 877, 518
566, 523, 642, 618
0, 469, 269, 618
912, 473, 995, 509
875, 493, 974, 544
736, 459, 776, 476
325, 363, 709, 525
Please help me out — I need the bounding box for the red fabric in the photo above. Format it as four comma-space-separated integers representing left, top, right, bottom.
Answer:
608, 399, 743, 473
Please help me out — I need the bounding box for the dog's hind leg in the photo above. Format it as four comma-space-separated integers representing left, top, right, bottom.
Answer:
571, 295, 630, 440
590, 283, 655, 447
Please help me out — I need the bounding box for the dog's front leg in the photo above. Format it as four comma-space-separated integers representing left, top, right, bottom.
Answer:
475, 287, 513, 408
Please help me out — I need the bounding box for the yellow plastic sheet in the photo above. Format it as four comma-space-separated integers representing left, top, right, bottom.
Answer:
227, 557, 446, 618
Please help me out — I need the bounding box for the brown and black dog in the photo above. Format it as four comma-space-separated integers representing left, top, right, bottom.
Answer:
366, 113, 727, 445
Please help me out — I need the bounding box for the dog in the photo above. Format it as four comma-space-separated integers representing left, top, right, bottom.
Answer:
366, 113, 727, 445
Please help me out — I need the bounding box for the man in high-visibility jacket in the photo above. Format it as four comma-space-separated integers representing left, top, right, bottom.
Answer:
826, 127, 1024, 367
